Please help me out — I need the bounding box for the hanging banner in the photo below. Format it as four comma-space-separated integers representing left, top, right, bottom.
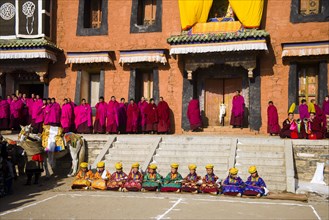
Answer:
18, 0, 39, 36
0, 0, 16, 36
229, 0, 264, 28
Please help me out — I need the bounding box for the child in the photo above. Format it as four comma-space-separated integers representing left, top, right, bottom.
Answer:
91, 161, 110, 190
71, 162, 93, 189
107, 162, 127, 191
243, 166, 267, 197
142, 164, 162, 191
222, 167, 245, 196
200, 164, 220, 195
161, 163, 183, 192
123, 162, 143, 192
181, 164, 201, 193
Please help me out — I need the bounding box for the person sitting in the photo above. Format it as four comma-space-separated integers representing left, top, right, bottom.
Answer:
243, 166, 267, 197
91, 161, 110, 190
71, 162, 93, 190
123, 162, 143, 192
181, 164, 201, 194
222, 167, 245, 197
307, 112, 324, 139
161, 163, 183, 192
280, 113, 306, 139
142, 164, 163, 192
107, 162, 127, 191
200, 164, 220, 195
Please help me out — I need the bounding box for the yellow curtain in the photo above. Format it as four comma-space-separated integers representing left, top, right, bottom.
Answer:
179, 0, 213, 30
229, 0, 264, 28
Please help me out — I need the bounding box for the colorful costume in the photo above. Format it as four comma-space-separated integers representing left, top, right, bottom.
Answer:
222, 168, 245, 196
123, 163, 143, 191
107, 162, 127, 191
181, 164, 201, 193
142, 164, 162, 191
161, 163, 183, 192
91, 162, 111, 190
71, 162, 93, 189
243, 166, 267, 197
200, 164, 219, 194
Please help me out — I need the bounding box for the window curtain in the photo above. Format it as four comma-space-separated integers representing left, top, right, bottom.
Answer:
179, 0, 213, 30
229, 0, 264, 28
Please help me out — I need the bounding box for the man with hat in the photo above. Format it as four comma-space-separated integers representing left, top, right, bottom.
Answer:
161, 163, 183, 192
200, 164, 220, 195
181, 164, 201, 193
142, 164, 163, 191
123, 162, 143, 192
222, 167, 245, 196
91, 161, 111, 190
71, 162, 93, 189
243, 166, 267, 197
107, 162, 128, 191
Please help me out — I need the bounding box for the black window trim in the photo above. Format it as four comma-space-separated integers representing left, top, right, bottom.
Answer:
290, 0, 329, 23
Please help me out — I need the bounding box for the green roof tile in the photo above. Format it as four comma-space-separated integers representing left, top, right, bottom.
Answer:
0, 38, 62, 51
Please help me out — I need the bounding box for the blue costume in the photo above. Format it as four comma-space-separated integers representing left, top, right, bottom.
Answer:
244, 176, 266, 196
222, 176, 245, 195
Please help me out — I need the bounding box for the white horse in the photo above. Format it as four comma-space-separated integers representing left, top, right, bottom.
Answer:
18, 124, 86, 177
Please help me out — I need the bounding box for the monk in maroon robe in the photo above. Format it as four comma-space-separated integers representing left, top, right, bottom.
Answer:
67, 98, 76, 132
298, 99, 309, 120
157, 97, 170, 134
322, 96, 329, 138
106, 96, 119, 134
9, 96, 23, 130
230, 90, 245, 128
187, 99, 202, 131
145, 98, 158, 133
44, 98, 61, 126
138, 97, 148, 133
32, 95, 43, 131
20, 94, 29, 126
94, 97, 107, 134
74, 99, 93, 134
280, 113, 306, 139
126, 99, 139, 133
118, 98, 127, 134
26, 93, 35, 125
34, 99, 47, 133
267, 101, 280, 135
307, 112, 324, 139
0, 96, 10, 130
61, 98, 73, 133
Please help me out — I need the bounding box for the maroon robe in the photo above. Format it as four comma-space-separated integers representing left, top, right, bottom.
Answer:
157, 101, 170, 133
20, 98, 29, 126
106, 100, 119, 133
9, 99, 23, 130
280, 119, 306, 139
74, 104, 93, 134
69, 101, 76, 132
44, 103, 61, 126
267, 105, 280, 134
230, 95, 245, 127
138, 101, 148, 132
26, 98, 35, 124
299, 104, 309, 120
0, 100, 9, 130
94, 101, 107, 133
323, 100, 329, 136
308, 117, 324, 139
187, 99, 202, 130
61, 103, 73, 133
118, 103, 127, 134
145, 103, 158, 132
126, 103, 139, 133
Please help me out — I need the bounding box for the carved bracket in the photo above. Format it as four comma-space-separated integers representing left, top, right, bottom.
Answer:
36, 71, 48, 82
187, 70, 193, 80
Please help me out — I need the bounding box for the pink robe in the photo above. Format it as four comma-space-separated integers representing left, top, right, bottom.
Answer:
138, 101, 148, 131
34, 104, 46, 133
26, 98, 35, 122
9, 100, 23, 129
187, 99, 202, 130
106, 100, 119, 133
157, 101, 170, 133
322, 100, 329, 133
44, 103, 61, 126
32, 99, 43, 121
299, 104, 309, 120
0, 100, 9, 130
94, 101, 107, 133
61, 103, 73, 132
74, 104, 93, 133
230, 95, 245, 127
126, 103, 139, 133
267, 105, 280, 134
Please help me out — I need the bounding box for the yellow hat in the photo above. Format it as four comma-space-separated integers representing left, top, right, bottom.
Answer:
229, 167, 238, 175
149, 164, 157, 170
188, 164, 197, 170
115, 162, 123, 170
171, 163, 179, 169
97, 161, 105, 168
248, 166, 257, 174
80, 162, 88, 168
131, 162, 140, 168
288, 103, 296, 114
205, 164, 214, 169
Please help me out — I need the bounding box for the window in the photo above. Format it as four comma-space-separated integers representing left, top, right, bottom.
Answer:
298, 64, 318, 103
137, 0, 157, 26
84, 0, 102, 28
290, 0, 329, 23
208, 0, 230, 20
136, 68, 153, 101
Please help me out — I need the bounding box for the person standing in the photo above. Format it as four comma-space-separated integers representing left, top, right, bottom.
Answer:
187, 99, 202, 131
230, 90, 245, 128
126, 99, 139, 134
26, 93, 35, 125
9, 96, 23, 131
138, 97, 148, 133
298, 99, 309, 120
20, 94, 29, 126
0, 97, 10, 130
34, 99, 47, 133
118, 98, 127, 134
74, 99, 93, 134
145, 98, 158, 134
61, 98, 73, 133
67, 98, 76, 132
267, 101, 280, 135
44, 98, 61, 126
106, 96, 119, 134
322, 95, 329, 138
157, 97, 170, 134
31, 95, 42, 129
94, 97, 107, 134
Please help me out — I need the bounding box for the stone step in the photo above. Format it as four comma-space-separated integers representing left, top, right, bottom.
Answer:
155, 149, 231, 157
113, 142, 154, 149
115, 136, 159, 143
265, 182, 287, 192
236, 151, 285, 159
237, 138, 285, 146
235, 158, 285, 166
154, 163, 229, 176
161, 136, 232, 145
153, 155, 229, 164
104, 160, 146, 173
237, 175, 286, 183
105, 154, 148, 162
234, 165, 286, 175
108, 149, 150, 155
237, 145, 285, 152
159, 143, 231, 151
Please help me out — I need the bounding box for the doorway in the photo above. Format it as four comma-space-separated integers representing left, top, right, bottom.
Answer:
18, 83, 44, 98
135, 68, 153, 101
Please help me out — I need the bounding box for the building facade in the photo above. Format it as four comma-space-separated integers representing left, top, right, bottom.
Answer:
0, 0, 328, 134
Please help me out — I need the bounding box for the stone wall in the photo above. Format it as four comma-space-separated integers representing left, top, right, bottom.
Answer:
293, 141, 329, 185
85, 140, 107, 166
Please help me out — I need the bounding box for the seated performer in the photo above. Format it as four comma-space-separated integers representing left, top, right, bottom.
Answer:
91, 161, 111, 190
107, 162, 127, 191
142, 164, 163, 191
200, 164, 220, 195
71, 162, 93, 189
222, 167, 245, 197
161, 163, 183, 192
243, 166, 267, 197
307, 112, 324, 139
181, 164, 201, 193
280, 112, 306, 139
123, 162, 143, 192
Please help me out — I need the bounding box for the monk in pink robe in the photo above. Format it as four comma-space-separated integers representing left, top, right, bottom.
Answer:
0, 96, 10, 130
74, 99, 93, 134
118, 98, 127, 134
157, 97, 170, 134
94, 97, 107, 134
7, 95, 12, 104
61, 98, 73, 133
26, 94, 35, 125
187, 99, 202, 131
44, 98, 61, 126
34, 99, 47, 133
298, 99, 309, 120
267, 101, 280, 135
322, 96, 329, 138
145, 98, 158, 133
9, 96, 23, 130
68, 98, 76, 132
138, 97, 148, 133
126, 99, 139, 133
230, 90, 245, 128
106, 96, 119, 134
20, 94, 29, 126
